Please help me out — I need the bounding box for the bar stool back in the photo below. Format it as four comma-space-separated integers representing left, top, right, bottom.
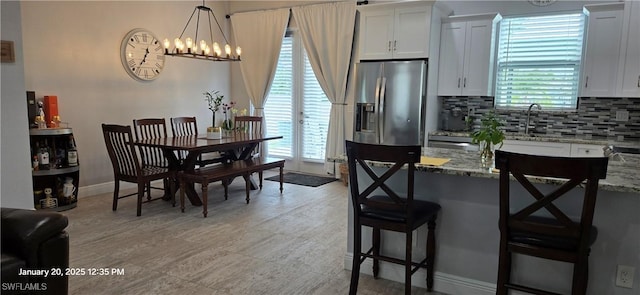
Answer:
495, 150, 608, 295
346, 140, 441, 295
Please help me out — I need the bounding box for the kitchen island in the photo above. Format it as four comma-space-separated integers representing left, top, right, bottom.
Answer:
343, 147, 639, 295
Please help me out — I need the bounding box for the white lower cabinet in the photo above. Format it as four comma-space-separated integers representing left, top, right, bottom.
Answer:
498, 141, 605, 157
498, 140, 571, 157
570, 143, 606, 157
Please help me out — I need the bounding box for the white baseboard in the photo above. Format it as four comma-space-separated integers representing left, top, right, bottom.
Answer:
344, 253, 496, 295
78, 180, 164, 199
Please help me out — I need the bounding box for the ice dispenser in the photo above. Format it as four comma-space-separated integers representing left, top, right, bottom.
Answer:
355, 103, 376, 132
354, 103, 378, 143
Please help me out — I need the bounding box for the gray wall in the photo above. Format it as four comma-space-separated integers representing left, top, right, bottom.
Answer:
16, 1, 234, 200
1, 1, 35, 209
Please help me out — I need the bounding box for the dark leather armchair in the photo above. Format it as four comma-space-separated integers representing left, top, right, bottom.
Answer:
1, 208, 69, 295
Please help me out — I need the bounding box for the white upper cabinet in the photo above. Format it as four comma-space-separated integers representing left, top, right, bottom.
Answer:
582, 2, 639, 98
358, 2, 432, 60
618, 0, 640, 97
581, 3, 624, 97
437, 13, 501, 96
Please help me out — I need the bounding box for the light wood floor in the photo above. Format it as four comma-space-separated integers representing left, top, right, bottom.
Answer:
64, 171, 443, 294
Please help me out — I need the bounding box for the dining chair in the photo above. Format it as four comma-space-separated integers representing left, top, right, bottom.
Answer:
101, 124, 175, 216
234, 116, 263, 138
345, 140, 441, 295
170, 116, 197, 137
133, 118, 170, 199
233, 116, 274, 184
234, 116, 263, 146
170, 116, 226, 166
494, 150, 609, 295
133, 118, 169, 167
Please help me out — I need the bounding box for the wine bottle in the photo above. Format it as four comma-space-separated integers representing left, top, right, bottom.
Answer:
67, 136, 78, 167
38, 139, 50, 170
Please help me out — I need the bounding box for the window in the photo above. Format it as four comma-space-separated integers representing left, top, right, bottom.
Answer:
495, 13, 585, 109
265, 36, 294, 157
264, 32, 331, 161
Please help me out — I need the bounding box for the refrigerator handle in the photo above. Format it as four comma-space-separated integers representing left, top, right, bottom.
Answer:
374, 77, 381, 142
379, 77, 387, 144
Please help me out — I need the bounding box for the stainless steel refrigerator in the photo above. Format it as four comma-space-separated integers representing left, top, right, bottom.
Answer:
353, 60, 427, 145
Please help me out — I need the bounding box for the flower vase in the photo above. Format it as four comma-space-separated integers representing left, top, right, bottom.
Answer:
206, 127, 222, 139
222, 117, 233, 136
480, 143, 493, 169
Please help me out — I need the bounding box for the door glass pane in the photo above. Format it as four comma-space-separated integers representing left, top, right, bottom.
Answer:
264, 33, 331, 163
265, 36, 293, 157
302, 53, 331, 161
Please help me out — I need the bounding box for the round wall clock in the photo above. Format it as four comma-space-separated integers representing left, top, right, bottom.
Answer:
527, 0, 557, 7
120, 28, 165, 81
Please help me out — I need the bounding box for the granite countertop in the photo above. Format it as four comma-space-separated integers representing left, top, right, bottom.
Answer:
430, 131, 640, 148
331, 147, 640, 194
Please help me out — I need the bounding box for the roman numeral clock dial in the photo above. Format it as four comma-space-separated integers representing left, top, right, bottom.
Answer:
120, 28, 165, 81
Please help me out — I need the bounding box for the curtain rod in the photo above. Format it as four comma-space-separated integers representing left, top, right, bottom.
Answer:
225, 1, 368, 19
226, 8, 290, 19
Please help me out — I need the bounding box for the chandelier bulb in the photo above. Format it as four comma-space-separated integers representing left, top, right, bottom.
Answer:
225, 44, 231, 56
205, 45, 211, 55
185, 37, 193, 49
177, 40, 185, 53
200, 40, 207, 51
174, 38, 182, 53
213, 42, 221, 57
236, 46, 242, 57
163, 39, 170, 49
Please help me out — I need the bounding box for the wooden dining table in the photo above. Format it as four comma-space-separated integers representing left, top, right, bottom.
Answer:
134, 133, 283, 206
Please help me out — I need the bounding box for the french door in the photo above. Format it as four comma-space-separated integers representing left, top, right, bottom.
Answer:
264, 31, 331, 175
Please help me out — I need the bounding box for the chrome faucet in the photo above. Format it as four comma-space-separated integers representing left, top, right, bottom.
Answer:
525, 103, 542, 134
603, 145, 626, 162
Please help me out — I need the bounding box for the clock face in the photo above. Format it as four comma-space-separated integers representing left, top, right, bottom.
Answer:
527, 0, 557, 6
120, 28, 165, 81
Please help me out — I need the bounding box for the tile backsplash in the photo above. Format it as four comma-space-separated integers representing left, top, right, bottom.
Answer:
440, 96, 640, 141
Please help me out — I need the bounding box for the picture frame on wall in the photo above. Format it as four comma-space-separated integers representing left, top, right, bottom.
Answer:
1, 40, 16, 63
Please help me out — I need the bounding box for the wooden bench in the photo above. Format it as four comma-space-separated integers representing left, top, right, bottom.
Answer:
179, 157, 285, 217
246, 157, 285, 192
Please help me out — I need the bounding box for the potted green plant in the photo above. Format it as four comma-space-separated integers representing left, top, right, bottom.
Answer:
471, 111, 505, 168
204, 90, 223, 127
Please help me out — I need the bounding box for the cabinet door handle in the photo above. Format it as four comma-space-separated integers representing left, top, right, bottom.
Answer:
463, 77, 467, 88
388, 41, 391, 52
585, 76, 589, 88
637, 75, 639, 88
393, 40, 397, 51
457, 78, 461, 88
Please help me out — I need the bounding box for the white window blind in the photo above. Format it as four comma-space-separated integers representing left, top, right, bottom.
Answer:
264, 33, 331, 161
302, 53, 331, 161
495, 13, 585, 109
265, 36, 293, 157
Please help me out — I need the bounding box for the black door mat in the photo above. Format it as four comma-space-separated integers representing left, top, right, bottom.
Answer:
265, 172, 338, 187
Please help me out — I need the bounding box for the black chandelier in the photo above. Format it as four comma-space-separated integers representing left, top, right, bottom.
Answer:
163, 1, 241, 62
